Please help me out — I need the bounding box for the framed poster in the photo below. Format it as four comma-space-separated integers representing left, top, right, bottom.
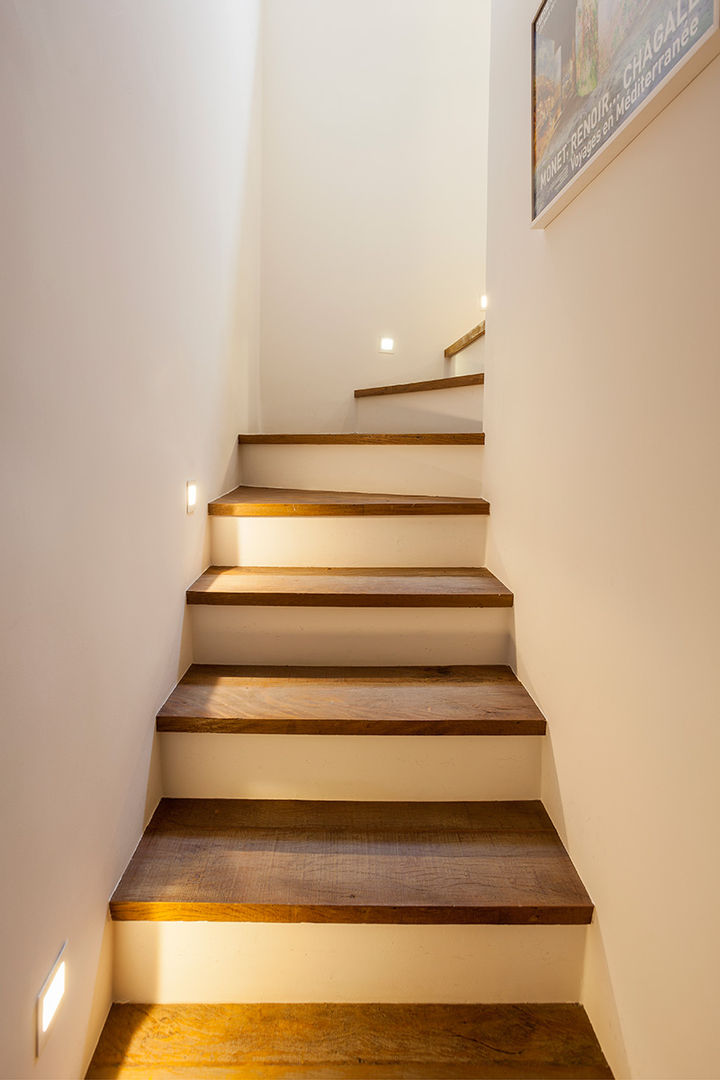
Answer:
532, 0, 720, 227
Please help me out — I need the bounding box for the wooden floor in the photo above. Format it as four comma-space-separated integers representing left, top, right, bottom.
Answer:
208, 485, 490, 517
237, 433, 485, 444
354, 372, 485, 398
186, 567, 513, 608
109, 799, 593, 924
86, 1002, 613, 1079
156, 664, 547, 736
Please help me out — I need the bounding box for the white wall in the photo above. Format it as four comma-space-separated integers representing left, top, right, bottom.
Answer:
260, 0, 491, 432
484, 6, 720, 1078
0, 2, 260, 1076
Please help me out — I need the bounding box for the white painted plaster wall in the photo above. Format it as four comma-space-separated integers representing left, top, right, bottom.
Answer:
113, 923, 586, 1005
0, 2, 260, 1076
260, 0, 491, 432
484, 6, 720, 1077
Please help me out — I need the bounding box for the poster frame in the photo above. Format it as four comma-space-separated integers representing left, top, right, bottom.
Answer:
531, 0, 720, 228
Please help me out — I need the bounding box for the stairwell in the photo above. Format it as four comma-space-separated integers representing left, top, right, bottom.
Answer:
87, 328, 612, 1079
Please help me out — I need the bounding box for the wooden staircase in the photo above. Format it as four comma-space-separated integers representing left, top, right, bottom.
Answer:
87, 331, 612, 1078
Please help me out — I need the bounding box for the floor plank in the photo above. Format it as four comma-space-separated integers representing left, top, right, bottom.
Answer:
109, 799, 593, 924
208, 486, 489, 517
354, 373, 485, 398
86, 1003, 613, 1079
157, 665, 546, 736
186, 567, 513, 608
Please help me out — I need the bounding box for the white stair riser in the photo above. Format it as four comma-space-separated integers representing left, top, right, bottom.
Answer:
190, 607, 513, 666
159, 734, 542, 801
113, 923, 585, 1004
238, 444, 484, 498
210, 515, 487, 568
355, 385, 484, 434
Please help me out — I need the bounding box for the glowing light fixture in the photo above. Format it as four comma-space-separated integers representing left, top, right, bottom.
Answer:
379, 337, 395, 353
186, 481, 197, 514
480, 295, 488, 312
36, 943, 66, 1055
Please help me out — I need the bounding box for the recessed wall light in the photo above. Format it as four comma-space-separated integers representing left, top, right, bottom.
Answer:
36, 943, 67, 1056
480, 295, 488, 312
186, 482, 197, 514
380, 337, 395, 353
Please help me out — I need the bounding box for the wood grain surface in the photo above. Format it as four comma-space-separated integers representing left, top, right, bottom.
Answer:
237, 433, 485, 444
109, 799, 593, 924
86, 1003, 613, 1079
185, 567, 514, 608
355, 372, 485, 398
444, 322, 486, 359
208, 485, 490, 517
157, 664, 546, 736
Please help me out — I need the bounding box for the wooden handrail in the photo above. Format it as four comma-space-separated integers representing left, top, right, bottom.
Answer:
355, 373, 484, 398
444, 320, 486, 360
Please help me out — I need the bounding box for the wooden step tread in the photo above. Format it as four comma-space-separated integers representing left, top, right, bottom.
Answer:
157, 664, 546, 735
209, 485, 489, 517
109, 799, 593, 924
86, 1003, 613, 1079
445, 322, 486, 360
355, 372, 485, 398
238, 432, 485, 444
186, 567, 513, 608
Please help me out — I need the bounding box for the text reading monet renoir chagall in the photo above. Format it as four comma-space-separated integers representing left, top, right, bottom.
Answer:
533, 0, 714, 217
